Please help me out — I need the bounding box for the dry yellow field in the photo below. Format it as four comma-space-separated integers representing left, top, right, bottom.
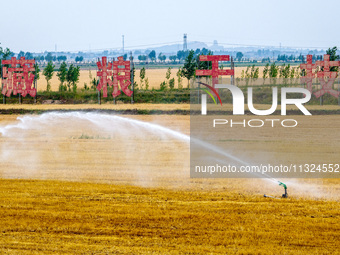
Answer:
0, 179, 339, 254
36, 69, 182, 92
0, 103, 338, 113
2, 65, 337, 92
0, 113, 339, 188
0, 113, 339, 254
31, 66, 273, 92
0, 103, 190, 111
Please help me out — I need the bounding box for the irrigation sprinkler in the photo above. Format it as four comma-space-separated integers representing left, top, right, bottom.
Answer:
263, 194, 279, 199
264, 181, 288, 199
279, 181, 288, 198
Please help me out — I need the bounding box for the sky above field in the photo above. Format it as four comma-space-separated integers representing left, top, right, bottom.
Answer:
1, 0, 339, 53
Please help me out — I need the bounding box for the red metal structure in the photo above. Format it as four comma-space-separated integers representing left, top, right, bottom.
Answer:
112, 56, 132, 98
1, 57, 36, 97
96, 56, 113, 98
300, 55, 316, 93
315, 54, 340, 98
96, 56, 132, 98
300, 54, 340, 98
195, 55, 234, 88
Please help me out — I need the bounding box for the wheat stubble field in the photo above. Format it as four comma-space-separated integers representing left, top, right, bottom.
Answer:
34, 66, 271, 92
0, 112, 339, 254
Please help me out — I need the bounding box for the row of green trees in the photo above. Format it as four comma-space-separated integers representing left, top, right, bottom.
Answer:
2, 44, 339, 95
159, 67, 181, 90
0, 45, 13, 76
17, 52, 68, 62
238, 63, 301, 86
179, 47, 339, 87
42, 61, 80, 92
137, 48, 212, 64
136, 67, 184, 91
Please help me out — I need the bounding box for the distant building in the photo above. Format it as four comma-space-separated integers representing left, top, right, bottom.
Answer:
209, 40, 224, 52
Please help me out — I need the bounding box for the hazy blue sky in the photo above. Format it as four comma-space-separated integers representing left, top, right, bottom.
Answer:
1, 0, 339, 53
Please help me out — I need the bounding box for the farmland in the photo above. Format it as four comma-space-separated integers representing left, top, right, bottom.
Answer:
0, 57, 339, 254
1, 0, 340, 253
0, 113, 339, 254
0, 179, 339, 254
34, 66, 272, 92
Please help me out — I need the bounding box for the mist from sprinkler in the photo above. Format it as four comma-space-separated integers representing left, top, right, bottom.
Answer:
0, 112, 288, 197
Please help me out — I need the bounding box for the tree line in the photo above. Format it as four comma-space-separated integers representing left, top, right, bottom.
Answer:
179, 47, 339, 87
42, 61, 80, 92
1, 43, 339, 95
137, 48, 212, 64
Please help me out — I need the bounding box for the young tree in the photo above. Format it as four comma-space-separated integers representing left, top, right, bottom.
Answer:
129, 66, 137, 90
326, 46, 339, 72
148, 50, 156, 62
295, 67, 301, 79
66, 64, 74, 91
24, 52, 33, 59
160, 81, 167, 91
35, 55, 43, 62
284, 64, 291, 79
166, 67, 171, 85
252, 66, 259, 83
72, 66, 80, 92
177, 50, 185, 61
90, 78, 98, 91
176, 68, 183, 89
201, 48, 210, 55
75, 56, 84, 63
269, 63, 278, 85
57, 55, 67, 62
165, 67, 172, 89
158, 53, 166, 62
245, 66, 251, 86
57, 62, 68, 91
18, 51, 25, 58
279, 64, 284, 78
34, 63, 40, 81
263, 63, 269, 84
140, 67, 146, 90
145, 78, 149, 90
169, 55, 177, 63
0, 45, 13, 76
66, 64, 80, 92
181, 50, 197, 88
236, 52, 243, 62
43, 61, 55, 92
279, 64, 290, 85
290, 66, 296, 84
240, 70, 245, 81
169, 78, 175, 90
138, 55, 147, 63
45, 52, 53, 62
269, 63, 278, 78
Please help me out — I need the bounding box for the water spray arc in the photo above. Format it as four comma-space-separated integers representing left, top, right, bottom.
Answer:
0, 112, 288, 197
